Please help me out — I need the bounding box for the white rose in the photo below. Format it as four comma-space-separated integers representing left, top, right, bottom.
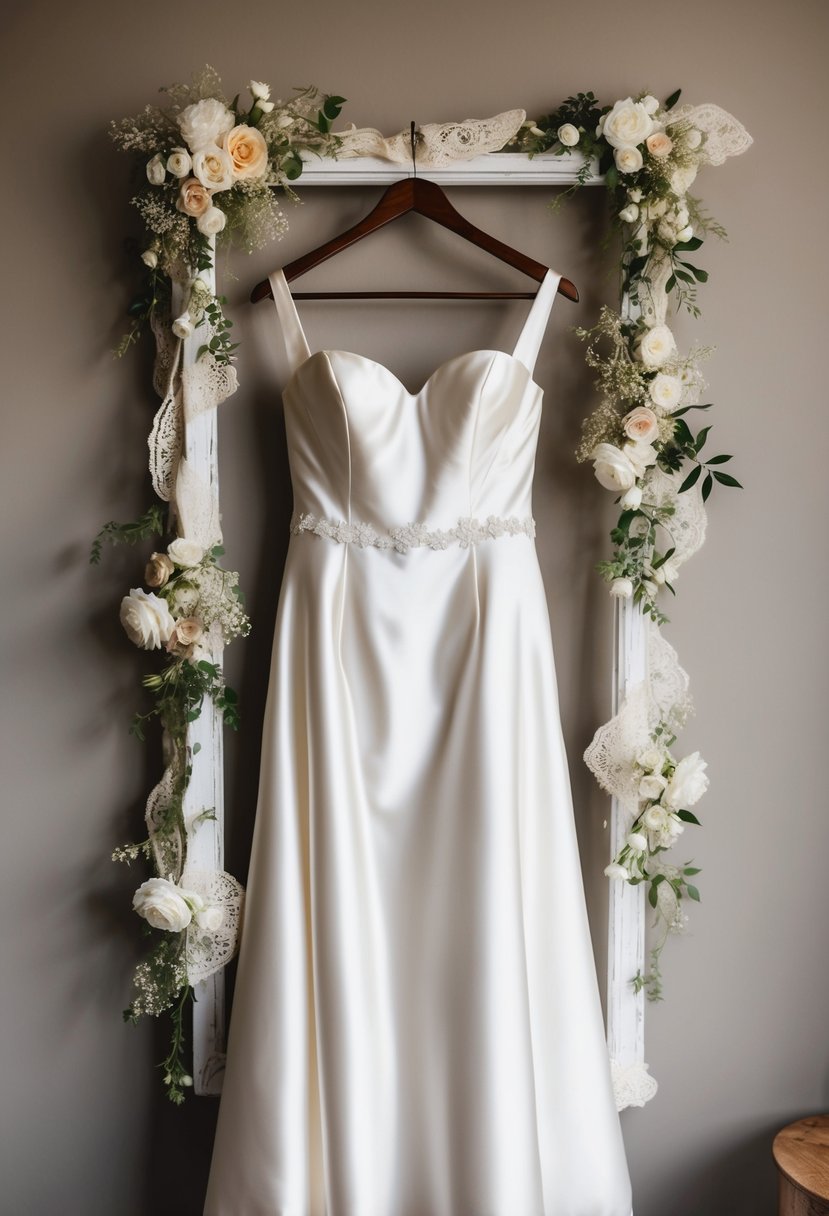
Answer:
637, 325, 677, 369
192, 144, 234, 192
646, 131, 673, 159
676, 224, 695, 242
626, 831, 648, 853
610, 577, 634, 599
604, 862, 631, 881
663, 751, 709, 809
197, 205, 227, 236
178, 98, 235, 152
615, 146, 644, 174
557, 123, 580, 147
195, 903, 225, 931
165, 147, 192, 178
622, 439, 657, 477
639, 773, 668, 800
623, 405, 660, 443
619, 204, 640, 223
133, 877, 203, 932
146, 154, 166, 185
649, 373, 683, 411
685, 127, 702, 150
141, 249, 158, 269
642, 805, 669, 832
641, 95, 660, 116
619, 485, 643, 510
249, 79, 271, 100
120, 588, 175, 650
601, 98, 655, 149
591, 443, 637, 492
637, 747, 665, 773
171, 313, 193, 340
168, 537, 205, 567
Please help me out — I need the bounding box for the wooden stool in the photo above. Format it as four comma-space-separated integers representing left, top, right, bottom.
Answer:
773, 1116, 829, 1215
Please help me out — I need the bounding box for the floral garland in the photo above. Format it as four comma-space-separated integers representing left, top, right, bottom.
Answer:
514, 90, 750, 994
99, 73, 750, 1099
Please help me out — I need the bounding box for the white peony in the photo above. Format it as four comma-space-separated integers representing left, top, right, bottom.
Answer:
639, 773, 668, 800
619, 484, 643, 510
601, 98, 655, 149
178, 98, 235, 152
141, 249, 158, 269
618, 203, 640, 223
622, 439, 657, 477
146, 154, 166, 185
557, 123, 580, 147
626, 831, 648, 852
133, 877, 203, 932
615, 146, 643, 174
649, 373, 683, 411
663, 752, 709, 809
249, 79, 271, 100
610, 577, 634, 599
168, 537, 205, 567
192, 144, 234, 192
637, 325, 677, 369
120, 588, 175, 650
604, 862, 631, 880
197, 205, 227, 236
591, 443, 637, 492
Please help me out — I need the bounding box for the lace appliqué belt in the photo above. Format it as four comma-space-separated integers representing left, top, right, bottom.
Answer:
290, 512, 536, 554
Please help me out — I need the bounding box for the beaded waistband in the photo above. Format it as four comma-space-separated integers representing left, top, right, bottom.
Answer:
290, 512, 535, 554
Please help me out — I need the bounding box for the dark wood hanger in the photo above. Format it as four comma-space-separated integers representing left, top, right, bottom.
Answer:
250, 176, 579, 304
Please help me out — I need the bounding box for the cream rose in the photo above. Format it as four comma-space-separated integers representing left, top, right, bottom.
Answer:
174, 616, 204, 645
120, 589, 175, 650
591, 443, 637, 492
146, 154, 166, 185
178, 98, 235, 152
192, 145, 234, 193
226, 124, 269, 180
637, 324, 677, 369
646, 132, 673, 159
132, 877, 203, 932
145, 552, 175, 588
197, 205, 227, 236
622, 439, 657, 477
176, 177, 211, 219
623, 406, 659, 443
663, 752, 709, 809
168, 538, 204, 567
557, 123, 580, 147
619, 485, 643, 510
649, 373, 683, 411
601, 98, 655, 149
615, 146, 643, 174
166, 147, 192, 178
610, 577, 634, 599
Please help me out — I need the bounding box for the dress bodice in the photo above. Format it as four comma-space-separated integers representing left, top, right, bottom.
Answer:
269, 268, 560, 540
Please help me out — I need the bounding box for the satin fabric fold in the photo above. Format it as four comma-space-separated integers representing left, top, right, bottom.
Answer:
204, 271, 632, 1216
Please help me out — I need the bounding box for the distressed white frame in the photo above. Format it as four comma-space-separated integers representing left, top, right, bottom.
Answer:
190, 151, 648, 1100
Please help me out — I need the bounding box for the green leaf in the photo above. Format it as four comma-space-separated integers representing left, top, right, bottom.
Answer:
671, 402, 713, 418
690, 266, 709, 283
192, 742, 201, 755
283, 152, 303, 181
686, 884, 701, 902
673, 236, 703, 252
677, 809, 701, 825
678, 464, 702, 493
316, 112, 331, 134
705, 454, 733, 465
664, 88, 682, 110
694, 425, 711, 453
665, 273, 676, 294
702, 472, 713, 502
683, 866, 702, 875
648, 883, 659, 908
323, 95, 346, 119
605, 165, 619, 191
713, 471, 743, 488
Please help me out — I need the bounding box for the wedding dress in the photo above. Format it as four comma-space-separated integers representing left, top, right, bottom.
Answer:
203, 269, 632, 1216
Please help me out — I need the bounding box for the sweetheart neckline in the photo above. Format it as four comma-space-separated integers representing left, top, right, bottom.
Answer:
282, 347, 543, 399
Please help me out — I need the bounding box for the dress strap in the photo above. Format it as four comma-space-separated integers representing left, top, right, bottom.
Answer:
268, 269, 311, 373
511, 269, 562, 376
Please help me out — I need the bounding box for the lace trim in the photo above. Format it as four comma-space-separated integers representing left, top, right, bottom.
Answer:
337, 110, 526, 169
290, 512, 535, 553
611, 1059, 659, 1111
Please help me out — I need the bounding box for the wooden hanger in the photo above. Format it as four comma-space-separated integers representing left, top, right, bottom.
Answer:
251, 125, 578, 305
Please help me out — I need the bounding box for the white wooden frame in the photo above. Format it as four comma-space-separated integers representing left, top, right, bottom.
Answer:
189, 152, 649, 1100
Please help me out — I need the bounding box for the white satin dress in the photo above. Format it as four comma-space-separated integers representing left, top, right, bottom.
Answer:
204, 268, 632, 1216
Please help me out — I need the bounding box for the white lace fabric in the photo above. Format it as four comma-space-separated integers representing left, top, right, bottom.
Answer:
336, 110, 526, 168
291, 511, 536, 553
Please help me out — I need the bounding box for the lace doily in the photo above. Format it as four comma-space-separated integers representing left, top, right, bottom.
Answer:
181, 867, 245, 985
291, 511, 535, 553
336, 110, 526, 168
182, 355, 238, 424
672, 103, 754, 166
175, 457, 222, 550
645, 467, 707, 571
611, 1059, 659, 1111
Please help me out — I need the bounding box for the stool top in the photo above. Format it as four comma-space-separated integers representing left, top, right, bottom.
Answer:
773, 1115, 829, 1201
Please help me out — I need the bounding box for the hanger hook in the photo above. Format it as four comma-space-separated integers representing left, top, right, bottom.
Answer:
410, 120, 418, 179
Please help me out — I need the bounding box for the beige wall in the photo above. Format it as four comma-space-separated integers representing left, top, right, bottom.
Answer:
3, 1, 828, 1213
